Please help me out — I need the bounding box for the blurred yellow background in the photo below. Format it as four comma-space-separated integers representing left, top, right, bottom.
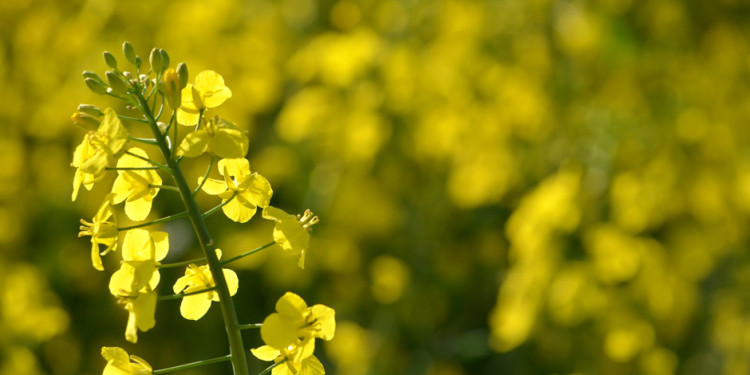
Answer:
3, 0, 750, 374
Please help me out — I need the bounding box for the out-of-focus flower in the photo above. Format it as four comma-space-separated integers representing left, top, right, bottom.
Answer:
71, 107, 129, 201
199, 158, 272, 223
111, 148, 161, 221
101, 346, 152, 375
176, 70, 232, 126
176, 116, 248, 158
262, 207, 318, 269
172, 250, 238, 320
79, 193, 119, 271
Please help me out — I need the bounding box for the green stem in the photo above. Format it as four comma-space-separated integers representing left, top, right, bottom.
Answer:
257, 361, 284, 375
118, 211, 188, 231
152, 354, 232, 375
133, 90, 250, 375
118, 115, 149, 124
150, 184, 180, 192
159, 286, 217, 301
124, 150, 173, 174
202, 194, 237, 218
106, 166, 160, 171
128, 135, 159, 145
221, 241, 275, 265
159, 256, 206, 269
193, 154, 216, 197
238, 323, 262, 330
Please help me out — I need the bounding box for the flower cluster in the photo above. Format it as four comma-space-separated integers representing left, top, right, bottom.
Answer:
72, 43, 332, 375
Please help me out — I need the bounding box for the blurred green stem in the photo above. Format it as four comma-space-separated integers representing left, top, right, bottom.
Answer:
152, 354, 231, 374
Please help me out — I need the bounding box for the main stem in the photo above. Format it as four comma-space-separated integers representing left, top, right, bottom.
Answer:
135, 92, 249, 375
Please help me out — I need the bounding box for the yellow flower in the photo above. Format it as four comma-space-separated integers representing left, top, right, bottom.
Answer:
101, 346, 152, 375
199, 158, 272, 223
117, 289, 157, 343
251, 344, 325, 375
262, 207, 319, 269
111, 148, 161, 221
79, 194, 118, 271
260, 292, 335, 353
177, 116, 249, 158
71, 107, 129, 201
176, 70, 232, 126
172, 250, 239, 320
108, 229, 169, 296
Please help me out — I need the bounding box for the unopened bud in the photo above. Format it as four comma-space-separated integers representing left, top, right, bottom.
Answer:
160, 49, 170, 69
71, 112, 101, 131
106, 71, 129, 95
103, 51, 117, 69
149, 48, 164, 73
122, 42, 136, 64
134, 56, 142, 70
77, 104, 104, 118
163, 68, 181, 109
82, 70, 103, 82
84, 77, 108, 95
176, 62, 188, 89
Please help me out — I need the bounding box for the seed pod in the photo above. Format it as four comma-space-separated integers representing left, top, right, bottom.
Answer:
123, 42, 136, 64
103, 51, 117, 69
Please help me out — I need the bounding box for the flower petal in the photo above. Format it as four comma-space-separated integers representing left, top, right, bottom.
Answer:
222, 197, 256, 223
180, 292, 213, 320
250, 345, 280, 362
199, 177, 228, 196
177, 129, 209, 158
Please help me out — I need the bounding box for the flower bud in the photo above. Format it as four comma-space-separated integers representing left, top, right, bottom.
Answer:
134, 56, 142, 70
82, 70, 103, 82
163, 68, 181, 110
176, 62, 188, 89
149, 48, 164, 73
159, 49, 170, 69
122, 42, 136, 64
77, 104, 104, 118
106, 71, 130, 95
84, 77, 108, 95
103, 51, 117, 69
71, 112, 101, 131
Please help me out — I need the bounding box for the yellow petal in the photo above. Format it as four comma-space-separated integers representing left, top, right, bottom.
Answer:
211, 128, 248, 158
101, 347, 129, 364
91, 242, 104, 271
222, 197, 256, 223
150, 231, 169, 262
250, 346, 280, 362
111, 175, 130, 203
194, 70, 232, 108
260, 313, 299, 350
173, 274, 190, 294
310, 304, 336, 340
199, 177, 228, 196
176, 107, 200, 126
274, 219, 309, 253
109, 265, 135, 295
224, 268, 239, 297
125, 197, 152, 222
177, 130, 209, 158
117, 148, 149, 169
218, 158, 250, 179
302, 355, 325, 375
240, 173, 273, 208
122, 229, 150, 261
180, 292, 213, 320
276, 292, 308, 321
134, 291, 157, 331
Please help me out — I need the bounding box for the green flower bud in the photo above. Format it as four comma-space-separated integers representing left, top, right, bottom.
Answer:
103, 51, 117, 69
134, 56, 142, 70
84, 77, 108, 95
123, 42, 136, 64
159, 49, 170, 69
77, 104, 104, 118
163, 68, 181, 110
82, 70, 104, 83
176, 62, 188, 89
106, 71, 130, 95
149, 48, 164, 73
71, 112, 101, 131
